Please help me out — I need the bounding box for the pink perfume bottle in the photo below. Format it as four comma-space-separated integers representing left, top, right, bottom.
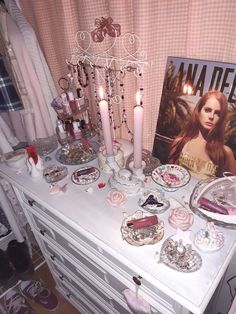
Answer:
67, 91, 77, 114
72, 121, 82, 140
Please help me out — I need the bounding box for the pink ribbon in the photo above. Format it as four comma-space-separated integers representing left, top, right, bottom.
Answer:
91, 17, 121, 42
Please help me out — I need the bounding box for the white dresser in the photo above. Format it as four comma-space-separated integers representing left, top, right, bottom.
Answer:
0, 158, 235, 314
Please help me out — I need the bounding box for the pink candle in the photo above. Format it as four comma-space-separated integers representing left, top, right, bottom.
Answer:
99, 87, 114, 156
133, 92, 143, 169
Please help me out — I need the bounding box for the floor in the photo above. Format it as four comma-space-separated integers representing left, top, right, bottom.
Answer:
0, 245, 80, 313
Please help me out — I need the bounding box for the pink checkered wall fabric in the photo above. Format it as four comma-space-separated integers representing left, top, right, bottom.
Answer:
20, 0, 236, 150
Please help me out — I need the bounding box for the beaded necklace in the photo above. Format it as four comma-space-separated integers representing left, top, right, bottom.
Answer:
77, 61, 89, 88
91, 65, 144, 141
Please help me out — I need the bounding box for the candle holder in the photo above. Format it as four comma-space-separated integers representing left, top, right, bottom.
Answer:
104, 154, 144, 196
108, 168, 144, 196
128, 160, 146, 181
97, 147, 124, 173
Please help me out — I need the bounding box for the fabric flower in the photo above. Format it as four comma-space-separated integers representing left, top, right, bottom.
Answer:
168, 207, 193, 230
107, 189, 127, 207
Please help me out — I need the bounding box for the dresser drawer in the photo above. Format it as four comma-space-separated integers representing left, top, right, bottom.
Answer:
41, 238, 165, 314
98, 246, 176, 314
17, 189, 98, 251
53, 261, 131, 314
57, 282, 103, 314
18, 191, 177, 314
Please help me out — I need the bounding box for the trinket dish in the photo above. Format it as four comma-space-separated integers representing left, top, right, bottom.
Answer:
121, 210, 164, 246
194, 222, 224, 252
71, 166, 100, 185
138, 189, 169, 214
189, 176, 236, 229
152, 164, 190, 191
43, 164, 68, 183
56, 142, 96, 165
155, 236, 202, 272
4, 149, 27, 168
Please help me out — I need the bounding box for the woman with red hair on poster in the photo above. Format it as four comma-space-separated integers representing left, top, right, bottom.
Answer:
168, 90, 236, 179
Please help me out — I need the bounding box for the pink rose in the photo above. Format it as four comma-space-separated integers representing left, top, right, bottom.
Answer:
107, 189, 127, 207
168, 207, 193, 230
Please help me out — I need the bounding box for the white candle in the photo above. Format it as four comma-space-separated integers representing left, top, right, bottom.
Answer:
133, 91, 143, 169
99, 87, 114, 156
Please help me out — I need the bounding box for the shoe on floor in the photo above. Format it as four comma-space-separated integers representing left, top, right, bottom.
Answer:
0, 249, 18, 289
7, 240, 34, 281
4, 288, 35, 314
0, 222, 10, 238
19, 280, 59, 311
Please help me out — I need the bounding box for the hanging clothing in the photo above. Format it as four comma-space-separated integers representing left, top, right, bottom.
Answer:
0, 6, 32, 113
0, 54, 23, 111
0, 7, 54, 142
6, 0, 57, 124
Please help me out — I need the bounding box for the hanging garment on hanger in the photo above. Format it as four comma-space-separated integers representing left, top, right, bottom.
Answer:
0, 54, 23, 111
0, 6, 32, 114
6, 0, 57, 124
0, 8, 54, 142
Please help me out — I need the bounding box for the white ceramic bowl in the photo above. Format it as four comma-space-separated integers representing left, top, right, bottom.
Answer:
4, 149, 27, 168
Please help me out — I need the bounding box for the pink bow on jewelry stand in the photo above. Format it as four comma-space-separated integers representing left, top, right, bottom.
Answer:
91, 17, 121, 43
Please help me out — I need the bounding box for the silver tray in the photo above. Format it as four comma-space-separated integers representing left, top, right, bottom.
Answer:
189, 177, 236, 229
56, 142, 96, 165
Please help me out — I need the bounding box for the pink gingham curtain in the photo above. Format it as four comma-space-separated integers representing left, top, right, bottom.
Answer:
20, 0, 236, 150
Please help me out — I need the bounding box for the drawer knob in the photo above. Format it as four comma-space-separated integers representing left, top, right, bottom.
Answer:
50, 255, 56, 261
133, 276, 142, 286
28, 200, 35, 206
40, 229, 47, 236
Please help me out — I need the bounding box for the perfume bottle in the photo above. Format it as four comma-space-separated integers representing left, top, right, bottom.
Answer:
73, 120, 82, 140
56, 119, 67, 146
67, 91, 77, 114
61, 92, 72, 116
64, 119, 74, 138
84, 111, 93, 131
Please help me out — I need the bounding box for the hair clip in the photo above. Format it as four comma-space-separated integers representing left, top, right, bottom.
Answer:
155, 237, 202, 273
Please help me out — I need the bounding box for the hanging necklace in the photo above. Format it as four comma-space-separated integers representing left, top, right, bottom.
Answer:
77, 61, 89, 88
119, 71, 133, 140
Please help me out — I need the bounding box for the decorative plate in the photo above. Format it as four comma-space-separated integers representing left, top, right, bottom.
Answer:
189, 176, 236, 229
138, 189, 170, 214
152, 164, 190, 191
121, 210, 164, 246
71, 166, 100, 185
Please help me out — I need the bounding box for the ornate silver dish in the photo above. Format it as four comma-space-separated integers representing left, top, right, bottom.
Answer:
121, 210, 164, 246
155, 237, 202, 273
56, 142, 96, 165
189, 176, 236, 229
